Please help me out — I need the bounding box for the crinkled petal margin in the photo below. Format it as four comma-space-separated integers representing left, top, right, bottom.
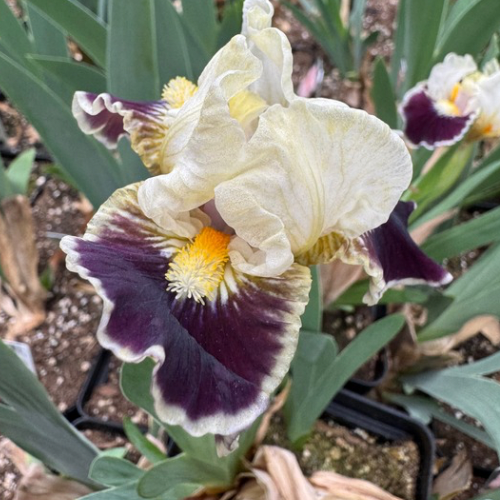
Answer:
72, 92, 168, 174
400, 86, 477, 149
346, 201, 452, 304
60, 183, 311, 437
299, 202, 451, 305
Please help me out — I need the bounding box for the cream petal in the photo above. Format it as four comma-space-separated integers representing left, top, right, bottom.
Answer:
474, 71, 500, 137
215, 99, 412, 277
427, 53, 477, 101
242, 0, 295, 105
162, 35, 263, 172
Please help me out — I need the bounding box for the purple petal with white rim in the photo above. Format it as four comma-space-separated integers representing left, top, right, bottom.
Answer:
72, 92, 168, 174
358, 200, 452, 303
61, 183, 310, 437
400, 87, 476, 149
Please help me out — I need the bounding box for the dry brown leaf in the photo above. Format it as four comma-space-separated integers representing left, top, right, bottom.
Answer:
311, 471, 405, 500
420, 315, 500, 357
252, 446, 317, 500
432, 450, 472, 500
410, 210, 457, 246
14, 465, 92, 500
320, 261, 364, 307
254, 381, 291, 449
0, 196, 47, 339
0, 438, 30, 476
421, 147, 446, 176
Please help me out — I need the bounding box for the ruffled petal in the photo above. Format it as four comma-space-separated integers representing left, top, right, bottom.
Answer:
72, 92, 168, 173
339, 201, 452, 305
242, 0, 295, 105
215, 99, 412, 277
400, 86, 478, 149
61, 183, 311, 437
427, 53, 477, 101
472, 71, 500, 138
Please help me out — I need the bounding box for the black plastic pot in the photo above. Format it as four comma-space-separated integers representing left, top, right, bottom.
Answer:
327, 389, 435, 500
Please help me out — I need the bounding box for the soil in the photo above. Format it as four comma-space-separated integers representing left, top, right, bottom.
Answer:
323, 306, 381, 382
83, 353, 149, 427
265, 413, 419, 500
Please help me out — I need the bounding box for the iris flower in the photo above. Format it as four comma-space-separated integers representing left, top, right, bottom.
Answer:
63, 0, 450, 438
400, 54, 500, 149
400, 54, 480, 149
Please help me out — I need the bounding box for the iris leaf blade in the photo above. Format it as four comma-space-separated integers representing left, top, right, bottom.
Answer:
286, 314, 405, 443
0, 340, 99, 485
107, 0, 160, 100
27, 54, 107, 95
24, 0, 107, 67
371, 57, 398, 128
435, 0, 500, 61
5, 148, 36, 195
0, 51, 121, 208
418, 244, 500, 341
422, 206, 500, 261
404, 354, 500, 454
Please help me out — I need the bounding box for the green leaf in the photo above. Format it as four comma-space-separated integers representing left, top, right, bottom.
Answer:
410, 160, 500, 230
435, 0, 500, 62
0, 340, 99, 485
0, 167, 15, 200
0, 0, 34, 67
154, 0, 194, 82
181, 0, 217, 56
350, 0, 368, 72
418, 244, 500, 341
5, 148, 35, 195
400, 0, 447, 92
107, 0, 159, 100
482, 33, 499, 67
117, 140, 150, 184
137, 454, 228, 498
80, 482, 199, 500
27, 54, 107, 95
386, 393, 494, 448
0, 51, 121, 207
283, 331, 338, 441
422, 206, 500, 261
301, 266, 321, 331
408, 143, 475, 220
285, 314, 405, 443
120, 358, 258, 476
25, 0, 107, 67
123, 417, 165, 464
216, 0, 244, 49
26, 3, 68, 58
404, 352, 500, 454
90, 456, 143, 487
371, 57, 398, 128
